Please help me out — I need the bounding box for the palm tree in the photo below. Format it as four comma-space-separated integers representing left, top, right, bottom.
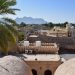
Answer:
0, 0, 19, 15
0, 0, 19, 55
0, 24, 16, 54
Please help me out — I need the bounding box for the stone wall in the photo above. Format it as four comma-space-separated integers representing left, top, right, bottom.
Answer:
28, 35, 74, 44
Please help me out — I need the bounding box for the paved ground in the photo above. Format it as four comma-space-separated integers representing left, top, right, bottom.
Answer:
60, 54, 75, 60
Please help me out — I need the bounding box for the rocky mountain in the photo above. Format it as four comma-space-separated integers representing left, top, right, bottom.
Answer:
15, 17, 47, 24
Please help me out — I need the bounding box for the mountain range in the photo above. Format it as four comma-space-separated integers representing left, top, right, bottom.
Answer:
15, 17, 47, 24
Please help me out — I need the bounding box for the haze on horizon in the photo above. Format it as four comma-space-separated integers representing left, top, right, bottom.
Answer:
6, 0, 75, 23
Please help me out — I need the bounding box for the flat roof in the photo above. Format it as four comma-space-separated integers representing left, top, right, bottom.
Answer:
23, 54, 60, 61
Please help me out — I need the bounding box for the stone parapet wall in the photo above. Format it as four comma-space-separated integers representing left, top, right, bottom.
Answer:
18, 45, 59, 54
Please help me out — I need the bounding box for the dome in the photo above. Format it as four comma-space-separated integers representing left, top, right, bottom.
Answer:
0, 55, 32, 75
54, 58, 75, 75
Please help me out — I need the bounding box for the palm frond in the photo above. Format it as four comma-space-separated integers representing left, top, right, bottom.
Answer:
0, 0, 19, 54
6, 24, 18, 37
0, 24, 16, 53
0, 0, 20, 15
2, 17, 17, 25
0, 0, 16, 7
0, 24, 16, 43
2, 18, 18, 36
0, 8, 15, 15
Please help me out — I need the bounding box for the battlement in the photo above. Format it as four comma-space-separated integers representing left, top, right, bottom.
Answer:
18, 41, 59, 54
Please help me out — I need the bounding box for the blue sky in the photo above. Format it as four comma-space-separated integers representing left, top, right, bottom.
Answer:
9, 0, 75, 23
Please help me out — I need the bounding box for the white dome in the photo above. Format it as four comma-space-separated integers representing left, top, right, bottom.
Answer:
54, 58, 75, 75
0, 55, 32, 75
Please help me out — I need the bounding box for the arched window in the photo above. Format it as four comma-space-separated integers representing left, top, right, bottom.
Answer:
32, 69, 37, 75
44, 69, 52, 75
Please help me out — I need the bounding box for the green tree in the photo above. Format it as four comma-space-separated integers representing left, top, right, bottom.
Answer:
0, 0, 19, 15
18, 32, 25, 41
63, 22, 68, 25
20, 22, 26, 27
0, 0, 19, 55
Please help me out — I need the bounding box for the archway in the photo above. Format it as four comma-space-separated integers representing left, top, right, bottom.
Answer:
44, 69, 52, 75
32, 69, 37, 75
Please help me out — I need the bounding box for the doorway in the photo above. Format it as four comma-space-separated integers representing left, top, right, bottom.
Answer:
44, 69, 52, 75
32, 69, 37, 75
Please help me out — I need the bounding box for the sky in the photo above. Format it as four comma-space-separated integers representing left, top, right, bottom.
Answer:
8, 0, 75, 23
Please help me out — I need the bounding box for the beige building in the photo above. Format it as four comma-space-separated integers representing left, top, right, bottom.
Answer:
24, 54, 61, 75
18, 41, 59, 54
17, 41, 61, 75
36, 23, 75, 38
38, 27, 68, 37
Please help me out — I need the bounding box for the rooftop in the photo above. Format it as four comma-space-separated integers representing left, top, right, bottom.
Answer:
23, 54, 60, 61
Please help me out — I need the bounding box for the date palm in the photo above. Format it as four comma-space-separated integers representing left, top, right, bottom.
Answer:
0, 0, 19, 54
